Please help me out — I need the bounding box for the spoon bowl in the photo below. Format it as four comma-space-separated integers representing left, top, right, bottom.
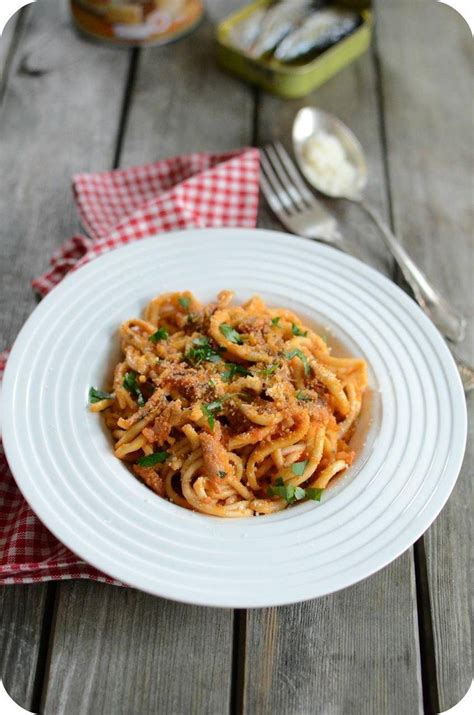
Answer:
293, 106, 367, 200
291, 105, 467, 347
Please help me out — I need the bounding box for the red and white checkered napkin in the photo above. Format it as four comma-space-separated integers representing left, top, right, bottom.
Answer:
1, 147, 260, 584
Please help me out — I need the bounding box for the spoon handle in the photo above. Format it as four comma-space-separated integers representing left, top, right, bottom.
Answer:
360, 199, 466, 343
450, 348, 474, 393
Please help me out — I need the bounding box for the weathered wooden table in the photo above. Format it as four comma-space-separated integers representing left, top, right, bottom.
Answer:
0, 1, 472, 713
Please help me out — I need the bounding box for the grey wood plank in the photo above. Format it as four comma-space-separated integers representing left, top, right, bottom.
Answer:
0, 6, 20, 80
42, 5, 251, 714
0, 0, 130, 710
43, 582, 233, 715
0, 0, 130, 348
119, 9, 253, 163
0, 584, 49, 711
242, 33, 423, 715
375, 0, 473, 709
244, 563, 421, 715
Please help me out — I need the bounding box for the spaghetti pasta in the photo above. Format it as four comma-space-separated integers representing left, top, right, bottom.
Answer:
90, 291, 367, 517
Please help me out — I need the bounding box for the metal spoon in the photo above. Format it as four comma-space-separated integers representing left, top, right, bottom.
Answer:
292, 106, 466, 344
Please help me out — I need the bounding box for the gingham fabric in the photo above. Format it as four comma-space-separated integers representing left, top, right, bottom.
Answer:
1, 148, 260, 584
32, 148, 260, 296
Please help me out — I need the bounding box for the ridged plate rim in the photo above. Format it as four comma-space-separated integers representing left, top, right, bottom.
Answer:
1, 229, 467, 607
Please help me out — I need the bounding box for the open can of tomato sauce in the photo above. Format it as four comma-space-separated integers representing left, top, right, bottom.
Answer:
70, 1, 204, 47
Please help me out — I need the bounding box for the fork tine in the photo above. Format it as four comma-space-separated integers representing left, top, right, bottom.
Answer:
273, 141, 317, 207
264, 144, 307, 212
261, 150, 296, 214
259, 160, 289, 220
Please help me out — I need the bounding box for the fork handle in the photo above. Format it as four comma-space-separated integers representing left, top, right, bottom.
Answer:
359, 199, 466, 343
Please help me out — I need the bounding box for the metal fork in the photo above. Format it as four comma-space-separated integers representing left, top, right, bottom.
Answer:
260, 142, 351, 251
260, 142, 474, 393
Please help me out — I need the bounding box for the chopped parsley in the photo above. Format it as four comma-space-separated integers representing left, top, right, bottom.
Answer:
267, 477, 306, 504
187, 313, 198, 324
222, 363, 251, 381
178, 296, 191, 311
271, 316, 281, 327
306, 487, 324, 502
219, 323, 244, 345
291, 460, 308, 476
260, 363, 278, 377
149, 327, 168, 343
201, 399, 224, 430
284, 348, 311, 376
267, 476, 324, 504
218, 470, 227, 478
123, 371, 145, 406
292, 323, 308, 337
89, 387, 114, 403
296, 390, 311, 402
137, 451, 170, 467
185, 337, 223, 366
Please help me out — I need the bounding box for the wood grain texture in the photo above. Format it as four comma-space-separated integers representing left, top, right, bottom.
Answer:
242, 33, 423, 715
375, 0, 473, 709
43, 582, 233, 715
41, 5, 249, 713
0, 0, 130, 710
0, 0, 130, 347
0, 584, 49, 711
243, 564, 422, 715
118, 14, 253, 165
0, 0, 471, 712
0, 7, 21, 82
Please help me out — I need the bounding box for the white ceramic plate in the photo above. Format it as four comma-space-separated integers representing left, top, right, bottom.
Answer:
2, 229, 467, 607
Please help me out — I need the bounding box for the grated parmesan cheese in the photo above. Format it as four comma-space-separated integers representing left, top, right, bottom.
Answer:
302, 130, 357, 197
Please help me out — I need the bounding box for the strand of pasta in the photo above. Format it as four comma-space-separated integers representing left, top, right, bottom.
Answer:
92, 291, 367, 517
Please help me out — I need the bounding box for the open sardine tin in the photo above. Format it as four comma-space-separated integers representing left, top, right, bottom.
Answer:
216, 0, 373, 99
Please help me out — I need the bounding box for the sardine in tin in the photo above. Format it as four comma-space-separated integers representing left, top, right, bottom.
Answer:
216, 0, 373, 99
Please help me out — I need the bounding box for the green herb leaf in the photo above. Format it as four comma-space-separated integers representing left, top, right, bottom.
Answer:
284, 348, 311, 375
267, 483, 291, 501
123, 371, 145, 406
260, 363, 278, 377
291, 460, 308, 476
268, 474, 324, 504
222, 363, 251, 381
218, 470, 227, 479
185, 337, 223, 366
202, 409, 215, 431
292, 323, 308, 337
220, 323, 244, 345
306, 487, 324, 502
294, 486, 306, 500
187, 313, 197, 324
267, 477, 307, 504
149, 327, 169, 343
178, 296, 191, 311
295, 390, 311, 402
206, 400, 223, 412
137, 451, 170, 467
89, 387, 114, 403
201, 399, 223, 430
271, 316, 281, 327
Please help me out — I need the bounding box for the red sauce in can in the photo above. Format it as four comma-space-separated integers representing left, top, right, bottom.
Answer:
70, 0, 204, 47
